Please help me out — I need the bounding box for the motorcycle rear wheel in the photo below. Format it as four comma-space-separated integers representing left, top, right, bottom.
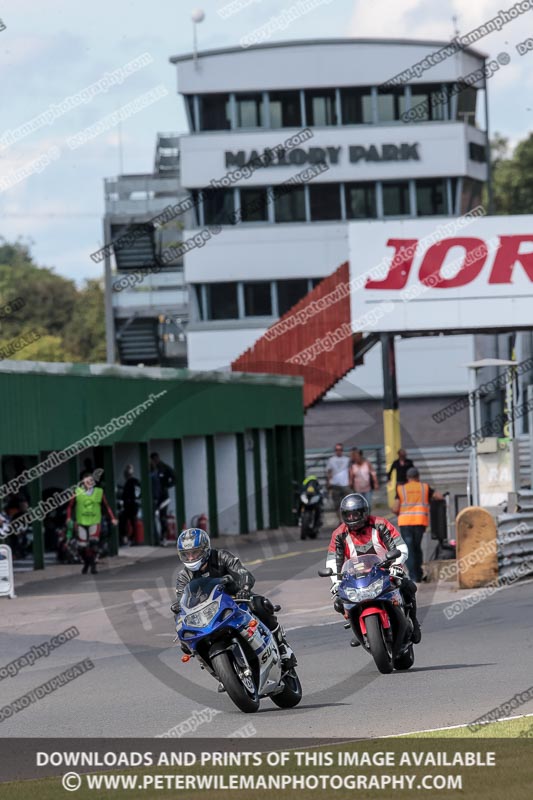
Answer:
393, 644, 415, 671
270, 669, 303, 708
211, 651, 260, 713
365, 615, 393, 674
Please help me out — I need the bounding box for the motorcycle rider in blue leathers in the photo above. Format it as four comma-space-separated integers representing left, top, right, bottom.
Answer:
171, 528, 296, 668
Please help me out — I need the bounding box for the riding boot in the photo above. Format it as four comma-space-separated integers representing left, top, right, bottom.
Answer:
272, 624, 297, 667
401, 577, 421, 643
81, 549, 90, 575
409, 598, 421, 643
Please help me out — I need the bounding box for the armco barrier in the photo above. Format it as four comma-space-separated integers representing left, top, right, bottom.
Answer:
497, 490, 533, 579
0, 544, 16, 599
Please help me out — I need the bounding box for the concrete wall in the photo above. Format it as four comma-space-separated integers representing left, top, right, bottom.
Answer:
182, 437, 208, 527
260, 429, 269, 529
214, 434, 240, 534
244, 431, 257, 533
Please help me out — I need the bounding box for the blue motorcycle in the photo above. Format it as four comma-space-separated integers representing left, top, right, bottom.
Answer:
176, 576, 302, 713
320, 548, 415, 674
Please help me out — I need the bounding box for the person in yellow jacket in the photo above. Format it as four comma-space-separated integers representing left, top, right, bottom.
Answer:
392, 467, 443, 583
66, 471, 117, 575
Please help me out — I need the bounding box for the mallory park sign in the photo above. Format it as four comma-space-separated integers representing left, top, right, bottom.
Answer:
224, 143, 420, 169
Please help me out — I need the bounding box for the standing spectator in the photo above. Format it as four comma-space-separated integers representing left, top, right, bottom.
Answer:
326, 443, 351, 517
150, 452, 176, 546
119, 465, 141, 546
79, 457, 95, 482
349, 449, 379, 512
387, 448, 415, 487
392, 467, 444, 583
66, 471, 117, 575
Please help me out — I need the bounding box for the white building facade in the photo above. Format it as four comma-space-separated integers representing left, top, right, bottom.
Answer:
171, 38, 490, 398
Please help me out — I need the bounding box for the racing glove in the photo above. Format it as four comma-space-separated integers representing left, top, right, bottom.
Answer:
330, 580, 341, 596
236, 586, 251, 600
389, 564, 404, 580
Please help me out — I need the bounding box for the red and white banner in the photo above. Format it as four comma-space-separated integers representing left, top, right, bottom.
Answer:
349, 214, 533, 332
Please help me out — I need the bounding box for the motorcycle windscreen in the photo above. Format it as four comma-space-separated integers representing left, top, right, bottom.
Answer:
341, 554, 381, 577
180, 577, 225, 611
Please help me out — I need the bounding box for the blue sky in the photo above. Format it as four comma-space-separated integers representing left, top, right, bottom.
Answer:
0, 0, 531, 284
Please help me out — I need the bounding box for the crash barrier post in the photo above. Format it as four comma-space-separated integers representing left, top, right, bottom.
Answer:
455, 507, 498, 589
0, 543, 16, 598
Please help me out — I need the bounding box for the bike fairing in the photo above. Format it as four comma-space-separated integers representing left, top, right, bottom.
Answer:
177, 577, 275, 670
174, 572, 302, 712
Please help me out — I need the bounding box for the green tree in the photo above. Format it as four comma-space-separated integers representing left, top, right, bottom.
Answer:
64, 279, 107, 363
491, 132, 533, 214
0, 240, 105, 363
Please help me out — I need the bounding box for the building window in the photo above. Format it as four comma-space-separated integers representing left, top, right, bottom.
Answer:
455, 84, 478, 125
377, 87, 407, 121
198, 93, 231, 130
277, 279, 309, 315
202, 189, 235, 225
309, 183, 341, 221
236, 93, 264, 128
244, 282, 272, 316
273, 185, 306, 222
469, 142, 486, 163
460, 178, 483, 215
207, 282, 238, 320
410, 84, 447, 121
340, 88, 373, 124
345, 183, 377, 219
190, 190, 202, 226
269, 91, 302, 127
240, 188, 268, 222
194, 285, 206, 320
416, 178, 447, 216
382, 181, 411, 216
185, 96, 196, 130
305, 89, 337, 126
450, 177, 458, 214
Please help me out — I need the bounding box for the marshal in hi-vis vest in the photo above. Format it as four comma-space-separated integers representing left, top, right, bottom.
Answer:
397, 481, 430, 527
75, 486, 103, 526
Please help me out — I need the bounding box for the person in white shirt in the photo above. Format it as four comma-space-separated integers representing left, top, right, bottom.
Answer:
326, 443, 351, 518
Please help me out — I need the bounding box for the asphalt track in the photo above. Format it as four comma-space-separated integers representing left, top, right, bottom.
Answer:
1, 529, 532, 739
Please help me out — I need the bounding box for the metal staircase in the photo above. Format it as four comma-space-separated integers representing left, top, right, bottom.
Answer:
116, 316, 159, 364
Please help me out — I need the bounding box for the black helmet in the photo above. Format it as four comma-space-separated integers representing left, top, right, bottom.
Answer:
340, 493, 369, 531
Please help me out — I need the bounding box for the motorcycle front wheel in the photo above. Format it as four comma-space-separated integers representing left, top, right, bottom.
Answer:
301, 509, 314, 540
365, 615, 393, 674
393, 644, 415, 671
210, 650, 260, 713
270, 669, 303, 709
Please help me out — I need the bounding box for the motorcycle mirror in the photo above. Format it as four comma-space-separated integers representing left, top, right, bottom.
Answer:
384, 548, 401, 562
318, 568, 333, 577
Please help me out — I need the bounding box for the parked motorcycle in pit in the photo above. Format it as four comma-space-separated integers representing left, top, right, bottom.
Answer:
298, 478, 323, 540
319, 548, 415, 674
175, 575, 302, 713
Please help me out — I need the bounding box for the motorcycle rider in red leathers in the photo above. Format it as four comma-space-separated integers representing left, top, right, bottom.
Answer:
326, 493, 422, 644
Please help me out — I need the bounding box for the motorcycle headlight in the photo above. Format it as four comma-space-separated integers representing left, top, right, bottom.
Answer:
300, 493, 307, 503
184, 602, 219, 628
343, 579, 384, 602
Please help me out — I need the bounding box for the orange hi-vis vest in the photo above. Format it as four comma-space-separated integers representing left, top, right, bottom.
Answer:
397, 481, 430, 527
